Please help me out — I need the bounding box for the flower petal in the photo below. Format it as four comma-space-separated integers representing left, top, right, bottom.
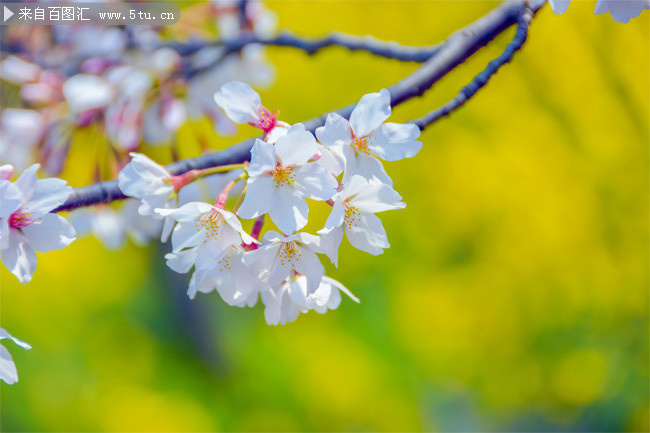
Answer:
21, 213, 76, 252
248, 139, 277, 177
237, 175, 276, 219
213, 81, 262, 124
345, 212, 390, 255
548, 0, 571, 14
369, 122, 422, 162
274, 124, 319, 167
315, 113, 353, 149
343, 175, 405, 213
0, 344, 18, 385
0, 230, 37, 283
269, 188, 308, 234
349, 89, 391, 138
293, 163, 338, 201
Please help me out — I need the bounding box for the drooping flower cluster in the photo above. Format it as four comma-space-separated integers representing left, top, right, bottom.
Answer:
117, 81, 421, 325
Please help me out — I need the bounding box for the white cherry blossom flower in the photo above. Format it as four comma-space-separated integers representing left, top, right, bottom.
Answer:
118, 153, 177, 241
237, 125, 338, 234
158, 201, 257, 272
261, 275, 359, 325
243, 230, 332, 294
315, 89, 422, 185
319, 175, 405, 263
0, 164, 76, 283
213, 81, 289, 142
187, 244, 261, 307
0, 327, 31, 385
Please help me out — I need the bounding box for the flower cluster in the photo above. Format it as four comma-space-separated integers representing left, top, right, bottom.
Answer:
117, 81, 421, 324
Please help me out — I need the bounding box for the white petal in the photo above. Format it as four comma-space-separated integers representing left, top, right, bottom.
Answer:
269, 189, 308, 234
21, 213, 76, 252
343, 147, 393, 186
0, 230, 37, 283
321, 276, 360, 303
13, 164, 40, 202
157, 201, 213, 221
274, 124, 319, 167
237, 175, 276, 219
349, 89, 391, 138
248, 139, 277, 177
315, 113, 353, 149
213, 81, 262, 124
170, 221, 205, 252
0, 328, 32, 350
343, 175, 405, 213
594, 0, 649, 22
548, 0, 571, 14
322, 202, 345, 232
165, 248, 198, 274
0, 345, 18, 385
369, 123, 422, 162
23, 178, 73, 215
293, 163, 338, 201
316, 225, 344, 267
294, 248, 324, 293
345, 212, 390, 255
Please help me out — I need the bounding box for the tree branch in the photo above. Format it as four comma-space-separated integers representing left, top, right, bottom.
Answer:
53, 0, 545, 214
412, 9, 533, 129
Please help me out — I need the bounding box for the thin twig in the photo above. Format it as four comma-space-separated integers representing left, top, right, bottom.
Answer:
52, 0, 545, 214
412, 8, 534, 129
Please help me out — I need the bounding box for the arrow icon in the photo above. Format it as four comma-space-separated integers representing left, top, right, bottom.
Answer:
4, 6, 14, 22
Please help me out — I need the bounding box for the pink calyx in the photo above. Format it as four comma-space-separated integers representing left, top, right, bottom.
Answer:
250, 106, 279, 134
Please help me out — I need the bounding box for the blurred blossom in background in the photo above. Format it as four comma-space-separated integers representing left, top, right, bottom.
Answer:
0, 1, 648, 431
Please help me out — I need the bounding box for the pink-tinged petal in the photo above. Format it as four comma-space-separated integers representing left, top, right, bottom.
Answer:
0, 345, 18, 385
548, 0, 571, 14
265, 123, 290, 144
315, 113, 353, 149
369, 123, 422, 162
165, 248, 198, 274
349, 89, 391, 138
274, 124, 319, 167
237, 175, 276, 220
23, 178, 72, 215
248, 139, 277, 177
269, 188, 308, 234
345, 212, 389, 255
213, 81, 262, 124
293, 163, 338, 201
1, 230, 37, 283
0, 165, 14, 180
0, 181, 22, 220
21, 213, 75, 252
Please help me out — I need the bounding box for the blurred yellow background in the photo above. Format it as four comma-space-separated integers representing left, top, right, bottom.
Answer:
1, 1, 648, 431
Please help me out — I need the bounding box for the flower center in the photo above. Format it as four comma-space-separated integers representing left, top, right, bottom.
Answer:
344, 205, 361, 229
9, 210, 37, 229
251, 106, 278, 134
271, 165, 295, 188
351, 136, 375, 157
216, 251, 233, 272
279, 241, 301, 268
197, 209, 222, 239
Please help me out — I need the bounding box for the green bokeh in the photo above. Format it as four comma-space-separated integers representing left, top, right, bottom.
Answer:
1, 1, 648, 431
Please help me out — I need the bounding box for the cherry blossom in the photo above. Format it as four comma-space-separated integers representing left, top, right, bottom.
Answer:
243, 230, 332, 293
261, 275, 359, 325
237, 125, 338, 234
0, 327, 31, 385
213, 81, 289, 142
159, 201, 257, 272
315, 89, 422, 185
187, 245, 262, 307
0, 164, 76, 283
118, 153, 178, 241
319, 175, 405, 262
